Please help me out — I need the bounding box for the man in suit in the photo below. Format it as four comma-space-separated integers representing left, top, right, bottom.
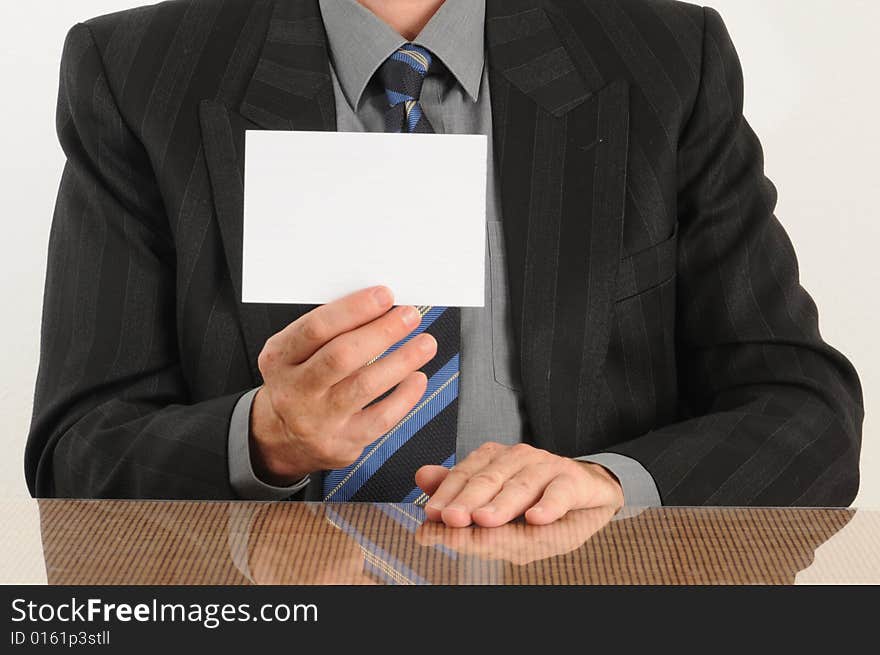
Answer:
27, 0, 864, 527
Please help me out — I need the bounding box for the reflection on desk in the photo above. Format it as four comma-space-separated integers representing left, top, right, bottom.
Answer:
1, 500, 878, 585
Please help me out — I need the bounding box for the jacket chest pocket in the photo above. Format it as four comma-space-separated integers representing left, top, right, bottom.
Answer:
615, 222, 678, 302
488, 221, 524, 392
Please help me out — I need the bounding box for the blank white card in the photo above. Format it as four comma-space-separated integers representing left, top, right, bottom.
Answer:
243, 130, 488, 307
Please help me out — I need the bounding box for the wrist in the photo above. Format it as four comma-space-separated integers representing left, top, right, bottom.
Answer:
249, 387, 313, 486
577, 461, 625, 510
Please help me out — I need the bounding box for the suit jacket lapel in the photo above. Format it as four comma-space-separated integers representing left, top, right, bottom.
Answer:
487, 0, 630, 455
200, 0, 335, 383
238, 0, 335, 131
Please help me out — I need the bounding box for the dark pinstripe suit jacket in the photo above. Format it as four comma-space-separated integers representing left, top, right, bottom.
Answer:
27, 0, 864, 505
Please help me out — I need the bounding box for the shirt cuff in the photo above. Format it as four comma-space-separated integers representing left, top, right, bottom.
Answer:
575, 453, 662, 508
228, 387, 311, 500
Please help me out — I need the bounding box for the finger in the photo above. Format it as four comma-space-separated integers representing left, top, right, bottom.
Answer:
300, 305, 423, 390
414, 465, 450, 497
472, 463, 560, 528
525, 474, 582, 526
328, 332, 437, 414
439, 449, 533, 528
342, 371, 428, 448
423, 443, 505, 523
423, 443, 506, 526
423, 444, 504, 522
264, 286, 396, 368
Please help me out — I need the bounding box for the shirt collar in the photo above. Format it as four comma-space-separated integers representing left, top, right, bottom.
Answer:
319, 0, 486, 109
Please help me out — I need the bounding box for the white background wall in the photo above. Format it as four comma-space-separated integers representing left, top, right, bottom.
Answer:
0, 0, 877, 504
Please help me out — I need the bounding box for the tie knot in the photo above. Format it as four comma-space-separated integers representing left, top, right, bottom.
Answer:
379, 44, 434, 108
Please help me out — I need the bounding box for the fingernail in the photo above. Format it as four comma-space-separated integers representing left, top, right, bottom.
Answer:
529, 506, 544, 514
479, 505, 497, 514
426, 503, 443, 513
373, 286, 393, 308
419, 334, 437, 353
445, 504, 466, 514
402, 306, 421, 328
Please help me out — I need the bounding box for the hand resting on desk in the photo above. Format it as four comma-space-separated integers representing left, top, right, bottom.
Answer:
417, 443, 624, 527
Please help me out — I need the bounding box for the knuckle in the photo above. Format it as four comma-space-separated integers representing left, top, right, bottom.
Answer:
300, 316, 329, 344
380, 317, 400, 342
373, 407, 400, 436
510, 443, 534, 458
321, 345, 353, 373
257, 341, 279, 373
562, 458, 585, 475
478, 442, 502, 456
354, 374, 378, 402
445, 469, 471, 484
471, 470, 505, 488
536, 448, 556, 461
381, 408, 402, 432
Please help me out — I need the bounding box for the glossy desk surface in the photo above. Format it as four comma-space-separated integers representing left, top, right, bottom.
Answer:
1, 500, 879, 585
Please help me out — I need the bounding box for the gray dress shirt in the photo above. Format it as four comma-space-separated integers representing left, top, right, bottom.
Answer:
228, 0, 661, 507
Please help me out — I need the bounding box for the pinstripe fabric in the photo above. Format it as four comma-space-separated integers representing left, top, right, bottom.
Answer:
27, 0, 863, 507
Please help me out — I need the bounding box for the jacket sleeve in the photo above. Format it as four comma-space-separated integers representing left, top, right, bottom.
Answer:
25, 23, 243, 499
602, 7, 863, 506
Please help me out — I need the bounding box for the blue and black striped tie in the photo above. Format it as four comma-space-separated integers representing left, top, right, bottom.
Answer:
322, 44, 460, 503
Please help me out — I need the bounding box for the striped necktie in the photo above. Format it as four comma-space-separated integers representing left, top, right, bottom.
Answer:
322, 44, 461, 503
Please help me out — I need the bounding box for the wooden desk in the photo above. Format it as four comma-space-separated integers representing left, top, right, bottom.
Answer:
2, 500, 878, 585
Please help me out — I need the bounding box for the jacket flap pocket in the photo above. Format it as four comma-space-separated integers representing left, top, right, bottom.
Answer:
615, 223, 678, 301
